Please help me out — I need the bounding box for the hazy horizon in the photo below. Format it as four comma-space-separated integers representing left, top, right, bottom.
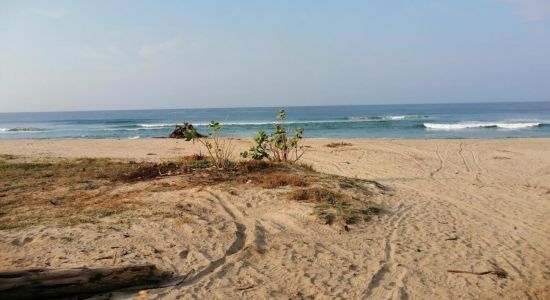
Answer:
1, 1, 549, 113
1, 100, 550, 114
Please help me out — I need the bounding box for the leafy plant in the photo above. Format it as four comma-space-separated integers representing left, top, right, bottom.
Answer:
241, 109, 305, 163
184, 121, 234, 169
243, 130, 270, 160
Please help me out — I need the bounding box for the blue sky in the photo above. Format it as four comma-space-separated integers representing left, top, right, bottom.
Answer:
0, 0, 549, 112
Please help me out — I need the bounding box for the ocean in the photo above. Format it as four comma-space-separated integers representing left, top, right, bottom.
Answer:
1, 102, 549, 140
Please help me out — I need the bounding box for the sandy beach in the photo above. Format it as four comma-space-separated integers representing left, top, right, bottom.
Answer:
1, 138, 549, 299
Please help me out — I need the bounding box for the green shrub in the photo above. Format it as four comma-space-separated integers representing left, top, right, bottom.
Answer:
241, 109, 305, 163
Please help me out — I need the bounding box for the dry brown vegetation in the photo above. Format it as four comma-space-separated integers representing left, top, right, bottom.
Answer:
0, 157, 143, 229
325, 142, 353, 148
288, 187, 381, 225
0, 154, 382, 230
237, 172, 308, 188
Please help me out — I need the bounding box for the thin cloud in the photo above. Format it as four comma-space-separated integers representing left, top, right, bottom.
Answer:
82, 45, 122, 60
35, 9, 67, 20
138, 38, 180, 58
502, 0, 550, 21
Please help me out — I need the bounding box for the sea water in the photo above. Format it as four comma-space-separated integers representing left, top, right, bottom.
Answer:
1, 102, 549, 140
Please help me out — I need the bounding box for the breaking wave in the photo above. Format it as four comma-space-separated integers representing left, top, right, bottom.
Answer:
349, 115, 429, 121
0, 127, 46, 132
423, 122, 543, 130
137, 116, 429, 128
137, 123, 174, 128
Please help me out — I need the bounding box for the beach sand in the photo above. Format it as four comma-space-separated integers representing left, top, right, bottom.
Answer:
1, 138, 549, 299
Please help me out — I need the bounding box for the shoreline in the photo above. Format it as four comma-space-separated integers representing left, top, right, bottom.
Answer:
2, 137, 550, 160
4, 135, 550, 139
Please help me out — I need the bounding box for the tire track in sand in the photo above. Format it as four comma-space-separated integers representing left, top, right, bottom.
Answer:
430, 144, 447, 178
363, 204, 412, 299
458, 142, 471, 173
157, 190, 253, 299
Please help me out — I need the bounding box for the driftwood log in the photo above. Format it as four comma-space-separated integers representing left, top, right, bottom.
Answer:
169, 123, 204, 139
0, 264, 172, 299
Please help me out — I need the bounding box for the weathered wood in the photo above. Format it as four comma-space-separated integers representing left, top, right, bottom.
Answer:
0, 264, 171, 299
169, 123, 204, 139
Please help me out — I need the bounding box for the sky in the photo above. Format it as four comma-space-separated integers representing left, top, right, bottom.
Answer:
0, 0, 549, 112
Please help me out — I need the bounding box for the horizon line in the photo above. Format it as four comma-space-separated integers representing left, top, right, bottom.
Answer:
1, 100, 549, 114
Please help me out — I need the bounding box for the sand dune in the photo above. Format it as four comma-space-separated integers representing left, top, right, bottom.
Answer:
1, 138, 549, 299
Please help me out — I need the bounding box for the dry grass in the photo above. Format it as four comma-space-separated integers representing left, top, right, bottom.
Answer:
236, 160, 283, 172
326, 142, 353, 148
0, 157, 148, 229
288, 187, 381, 225
182, 153, 206, 161
0, 156, 296, 229
0, 155, 382, 230
287, 187, 340, 203
237, 172, 308, 188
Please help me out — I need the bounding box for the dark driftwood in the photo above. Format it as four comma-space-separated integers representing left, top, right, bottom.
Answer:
0, 264, 171, 299
169, 123, 204, 139
447, 269, 507, 278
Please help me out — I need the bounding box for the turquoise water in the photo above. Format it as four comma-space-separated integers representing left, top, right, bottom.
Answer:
1, 102, 549, 139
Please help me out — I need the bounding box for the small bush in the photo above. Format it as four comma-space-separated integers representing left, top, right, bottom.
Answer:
241, 109, 305, 163
184, 121, 234, 170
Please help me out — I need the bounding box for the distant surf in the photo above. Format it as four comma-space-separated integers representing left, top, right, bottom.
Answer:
136, 115, 426, 128
348, 115, 429, 121
423, 122, 543, 130
0, 127, 46, 132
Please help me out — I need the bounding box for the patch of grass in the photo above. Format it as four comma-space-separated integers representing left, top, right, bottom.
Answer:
0, 161, 51, 171
237, 172, 308, 188
288, 187, 341, 203
1, 156, 385, 230
326, 142, 353, 148
175, 154, 211, 169
296, 162, 315, 172
186, 160, 210, 169
0, 158, 151, 230
288, 187, 381, 225
117, 162, 182, 182
236, 160, 283, 172
0, 154, 18, 160
60, 236, 74, 242
182, 153, 206, 161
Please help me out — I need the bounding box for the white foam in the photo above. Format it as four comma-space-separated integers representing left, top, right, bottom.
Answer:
0, 127, 46, 132
140, 120, 349, 127
349, 115, 427, 121
424, 122, 541, 130
137, 123, 174, 128
128, 135, 140, 139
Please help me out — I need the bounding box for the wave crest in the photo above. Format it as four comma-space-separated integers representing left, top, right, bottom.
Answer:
349, 115, 428, 121
423, 122, 542, 130
0, 127, 46, 132
137, 123, 174, 128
